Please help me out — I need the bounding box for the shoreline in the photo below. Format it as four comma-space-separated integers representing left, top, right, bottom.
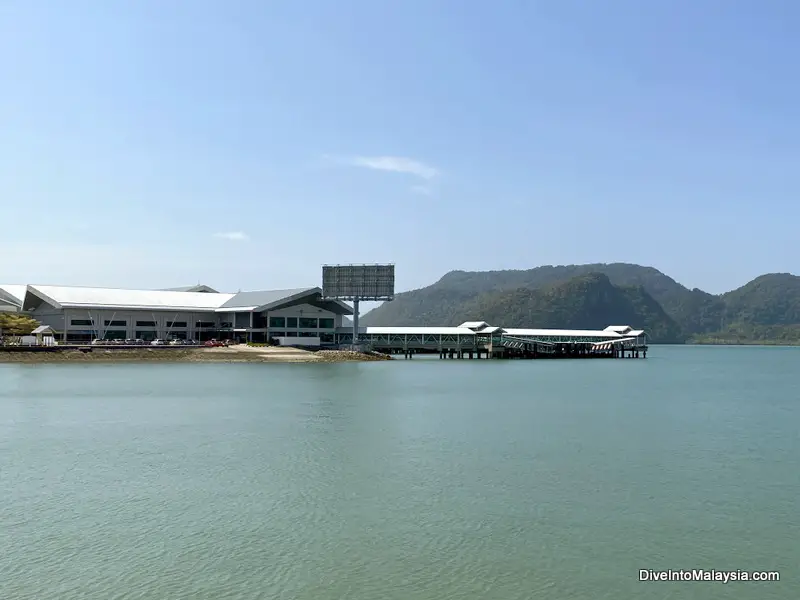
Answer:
0, 346, 392, 364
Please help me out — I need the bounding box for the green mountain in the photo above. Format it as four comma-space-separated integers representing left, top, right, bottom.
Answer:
691, 274, 800, 344
360, 264, 800, 344
455, 273, 682, 342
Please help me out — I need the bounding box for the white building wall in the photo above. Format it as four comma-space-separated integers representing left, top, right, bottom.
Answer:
29, 306, 220, 340
266, 303, 343, 335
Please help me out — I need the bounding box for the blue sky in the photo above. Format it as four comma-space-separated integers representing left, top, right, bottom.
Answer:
1, 0, 798, 298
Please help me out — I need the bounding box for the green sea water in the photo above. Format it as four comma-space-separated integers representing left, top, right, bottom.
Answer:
1, 346, 797, 599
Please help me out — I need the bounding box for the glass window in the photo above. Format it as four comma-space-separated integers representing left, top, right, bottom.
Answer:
136, 320, 157, 327
103, 330, 127, 340
269, 317, 286, 328
253, 314, 267, 328
270, 331, 286, 338
319, 318, 334, 329
136, 330, 158, 341
166, 321, 188, 328
299, 317, 317, 328
219, 321, 233, 329
70, 319, 92, 326
286, 317, 298, 328
104, 320, 127, 327
195, 321, 216, 328
66, 333, 93, 343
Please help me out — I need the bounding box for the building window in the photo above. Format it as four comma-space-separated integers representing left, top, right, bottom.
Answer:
166, 321, 188, 328
196, 321, 216, 328
104, 320, 127, 327
70, 319, 93, 326
299, 317, 317, 329
219, 321, 233, 329
136, 320, 157, 327
270, 331, 286, 338
319, 318, 334, 329
103, 330, 127, 340
299, 331, 319, 337
253, 314, 267, 328
66, 333, 93, 343
269, 317, 286, 328
286, 317, 298, 328
136, 330, 158, 341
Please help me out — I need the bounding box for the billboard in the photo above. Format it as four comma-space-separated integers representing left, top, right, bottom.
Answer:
322, 264, 395, 301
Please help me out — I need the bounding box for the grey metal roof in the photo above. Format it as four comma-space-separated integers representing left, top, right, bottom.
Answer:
31, 325, 54, 334
220, 287, 318, 310
0, 285, 27, 306
25, 285, 234, 311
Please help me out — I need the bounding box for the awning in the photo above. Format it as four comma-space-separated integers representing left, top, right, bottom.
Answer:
592, 337, 637, 351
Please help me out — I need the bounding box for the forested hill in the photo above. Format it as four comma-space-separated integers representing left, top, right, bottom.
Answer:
454, 274, 682, 342
360, 263, 800, 344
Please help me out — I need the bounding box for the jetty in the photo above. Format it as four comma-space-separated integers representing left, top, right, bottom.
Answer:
334, 322, 648, 359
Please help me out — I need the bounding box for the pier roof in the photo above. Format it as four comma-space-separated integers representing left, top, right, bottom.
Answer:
340, 326, 476, 336
604, 325, 633, 334
503, 328, 624, 338
458, 321, 490, 330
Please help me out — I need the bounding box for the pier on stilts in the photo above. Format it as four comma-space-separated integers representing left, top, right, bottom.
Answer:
334, 323, 648, 360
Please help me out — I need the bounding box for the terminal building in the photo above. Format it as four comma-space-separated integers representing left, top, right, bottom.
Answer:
1, 283, 647, 356
0, 283, 353, 343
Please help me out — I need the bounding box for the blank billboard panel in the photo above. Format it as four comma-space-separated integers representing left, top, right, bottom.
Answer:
322, 264, 395, 301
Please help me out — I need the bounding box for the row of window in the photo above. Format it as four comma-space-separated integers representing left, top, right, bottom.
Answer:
69, 317, 337, 329
104, 331, 190, 341
268, 317, 335, 329
270, 332, 335, 342
71, 319, 212, 328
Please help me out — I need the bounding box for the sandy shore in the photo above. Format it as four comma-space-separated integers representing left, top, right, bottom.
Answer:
0, 345, 392, 364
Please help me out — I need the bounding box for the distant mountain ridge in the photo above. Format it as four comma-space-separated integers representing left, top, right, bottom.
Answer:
360, 263, 800, 344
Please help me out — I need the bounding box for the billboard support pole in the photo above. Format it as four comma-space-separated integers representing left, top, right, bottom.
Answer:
352, 299, 359, 347
321, 263, 395, 351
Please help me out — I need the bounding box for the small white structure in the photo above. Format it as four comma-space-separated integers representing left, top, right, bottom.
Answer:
31, 325, 57, 346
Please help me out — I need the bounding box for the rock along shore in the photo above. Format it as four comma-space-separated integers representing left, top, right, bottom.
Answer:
0, 346, 392, 364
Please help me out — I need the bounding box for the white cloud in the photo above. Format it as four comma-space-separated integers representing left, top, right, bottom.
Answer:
327, 155, 439, 180
213, 231, 249, 241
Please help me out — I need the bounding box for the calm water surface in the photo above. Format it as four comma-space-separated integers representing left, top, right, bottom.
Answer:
1, 346, 798, 599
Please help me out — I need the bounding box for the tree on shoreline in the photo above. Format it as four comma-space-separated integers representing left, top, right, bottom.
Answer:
0, 313, 40, 336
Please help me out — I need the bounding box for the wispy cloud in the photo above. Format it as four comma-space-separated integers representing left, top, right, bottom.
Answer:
326, 155, 439, 180
410, 184, 434, 197
213, 231, 249, 241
